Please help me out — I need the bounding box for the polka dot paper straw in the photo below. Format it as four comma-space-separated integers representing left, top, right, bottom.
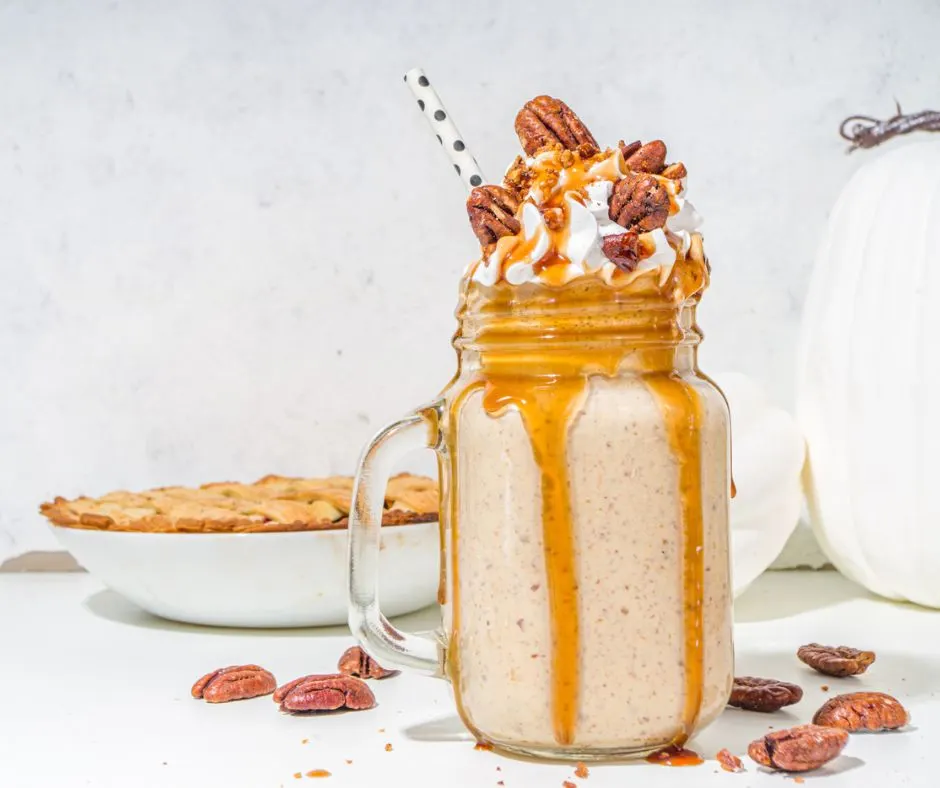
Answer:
404, 67, 487, 191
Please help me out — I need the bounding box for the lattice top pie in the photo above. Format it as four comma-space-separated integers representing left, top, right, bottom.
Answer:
40, 473, 438, 534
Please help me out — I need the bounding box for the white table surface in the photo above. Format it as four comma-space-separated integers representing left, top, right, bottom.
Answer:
1, 570, 935, 787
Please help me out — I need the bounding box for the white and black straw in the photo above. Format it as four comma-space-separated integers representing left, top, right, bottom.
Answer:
403, 67, 487, 192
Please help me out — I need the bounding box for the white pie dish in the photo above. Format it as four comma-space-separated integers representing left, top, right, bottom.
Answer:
50, 521, 439, 628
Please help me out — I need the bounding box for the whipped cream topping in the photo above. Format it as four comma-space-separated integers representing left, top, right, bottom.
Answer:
470, 147, 704, 288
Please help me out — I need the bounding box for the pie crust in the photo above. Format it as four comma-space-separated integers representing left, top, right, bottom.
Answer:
40, 473, 438, 534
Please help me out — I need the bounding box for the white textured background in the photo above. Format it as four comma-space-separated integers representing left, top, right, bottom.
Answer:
1, 0, 938, 561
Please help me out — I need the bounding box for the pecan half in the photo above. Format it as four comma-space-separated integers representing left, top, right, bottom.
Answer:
716, 748, 745, 773
515, 95, 598, 157
729, 676, 803, 713
275, 673, 375, 713
191, 664, 276, 703
797, 643, 876, 677
661, 162, 687, 180
624, 140, 667, 173
812, 691, 910, 732
337, 646, 399, 680
601, 231, 640, 271
609, 173, 670, 232
618, 139, 642, 160
747, 724, 848, 773
467, 185, 520, 248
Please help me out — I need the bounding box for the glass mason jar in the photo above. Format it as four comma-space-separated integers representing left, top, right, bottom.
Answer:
348, 275, 733, 761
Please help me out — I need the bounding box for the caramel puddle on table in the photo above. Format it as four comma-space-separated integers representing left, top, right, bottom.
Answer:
645, 745, 704, 767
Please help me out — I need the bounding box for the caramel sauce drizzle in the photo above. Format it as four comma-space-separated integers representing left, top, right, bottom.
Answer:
443, 379, 483, 733
446, 250, 713, 749
482, 374, 588, 745
435, 450, 447, 606
645, 373, 705, 743
500, 225, 544, 271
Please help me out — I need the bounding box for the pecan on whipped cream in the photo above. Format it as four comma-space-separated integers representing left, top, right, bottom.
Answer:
466, 95, 704, 288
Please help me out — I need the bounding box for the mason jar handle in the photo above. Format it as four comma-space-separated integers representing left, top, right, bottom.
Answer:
347, 403, 443, 676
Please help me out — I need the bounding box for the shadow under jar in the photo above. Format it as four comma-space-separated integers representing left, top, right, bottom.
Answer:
349, 272, 733, 761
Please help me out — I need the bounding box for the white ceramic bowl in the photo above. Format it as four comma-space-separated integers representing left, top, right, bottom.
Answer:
51, 522, 439, 628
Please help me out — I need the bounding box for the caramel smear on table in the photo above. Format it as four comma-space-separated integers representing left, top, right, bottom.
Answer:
646, 746, 704, 767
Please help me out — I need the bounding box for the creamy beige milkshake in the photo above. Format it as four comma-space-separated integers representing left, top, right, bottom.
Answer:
446, 372, 731, 754
437, 96, 734, 758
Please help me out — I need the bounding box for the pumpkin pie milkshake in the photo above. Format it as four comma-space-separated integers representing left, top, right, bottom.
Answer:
437, 96, 733, 758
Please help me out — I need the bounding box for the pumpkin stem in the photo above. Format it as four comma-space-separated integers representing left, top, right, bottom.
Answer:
839, 105, 940, 152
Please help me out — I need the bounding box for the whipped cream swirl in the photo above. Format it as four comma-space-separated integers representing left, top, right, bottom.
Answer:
471, 147, 703, 288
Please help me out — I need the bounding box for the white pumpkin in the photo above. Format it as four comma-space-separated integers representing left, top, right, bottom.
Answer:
797, 140, 940, 607
713, 372, 806, 596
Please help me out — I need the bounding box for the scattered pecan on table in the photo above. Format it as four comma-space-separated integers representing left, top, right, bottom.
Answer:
466, 185, 521, 249
337, 646, 399, 680
515, 95, 598, 157
797, 643, 876, 677
812, 691, 909, 732
716, 748, 745, 773
748, 724, 848, 773
608, 172, 670, 232
728, 676, 804, 713
275, 674, 376, 713
191, 665, 277, 703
